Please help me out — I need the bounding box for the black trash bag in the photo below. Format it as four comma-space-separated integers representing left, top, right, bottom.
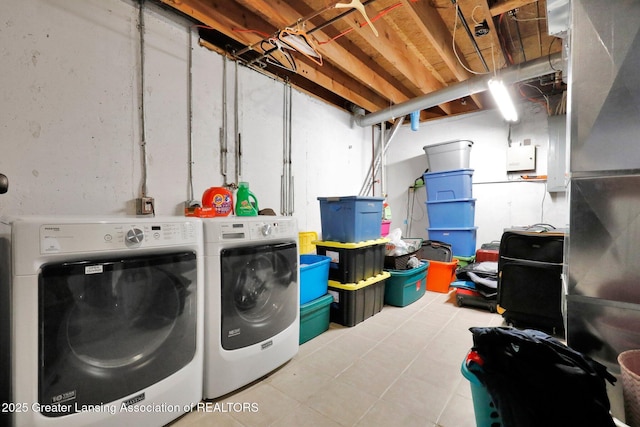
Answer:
469, 327, 617, 427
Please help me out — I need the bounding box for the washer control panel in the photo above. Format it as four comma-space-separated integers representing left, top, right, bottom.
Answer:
40, 221, 199, 254
217, 218, 295, 241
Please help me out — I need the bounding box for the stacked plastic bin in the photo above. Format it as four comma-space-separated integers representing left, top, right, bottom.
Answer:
316, 196, 390, 327
424, 169, 477, 258
298, 230, 335, 345
299, 250, 333, 344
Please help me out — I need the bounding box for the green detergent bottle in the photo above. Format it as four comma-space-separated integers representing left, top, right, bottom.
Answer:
235, 182, 259, 216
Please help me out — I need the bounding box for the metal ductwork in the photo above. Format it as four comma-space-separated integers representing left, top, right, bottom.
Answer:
354, 52, 563, 127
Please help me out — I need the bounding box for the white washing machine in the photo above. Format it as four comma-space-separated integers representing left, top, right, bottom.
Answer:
202, 216, 299, 399
0, 216, 204, 427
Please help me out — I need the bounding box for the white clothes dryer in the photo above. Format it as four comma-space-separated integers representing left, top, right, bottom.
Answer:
202, 216, 299, 399
0, 216, 204, 427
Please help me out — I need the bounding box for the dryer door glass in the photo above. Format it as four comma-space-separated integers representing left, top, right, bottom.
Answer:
38, 251, 197, 416
220, 241, 298, 350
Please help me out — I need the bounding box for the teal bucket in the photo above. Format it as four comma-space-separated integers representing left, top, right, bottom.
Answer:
460, 351, 503, 427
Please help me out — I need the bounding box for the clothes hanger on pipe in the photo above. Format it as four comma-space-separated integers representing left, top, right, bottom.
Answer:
278, 27, 323, 66
335, 0, 379, 36
257, 39, 297, 72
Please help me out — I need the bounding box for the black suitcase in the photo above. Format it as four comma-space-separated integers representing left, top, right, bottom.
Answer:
497, 227, 565, 334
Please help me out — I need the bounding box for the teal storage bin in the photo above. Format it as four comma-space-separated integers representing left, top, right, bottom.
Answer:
384, 262, 429, 307
426, 198, 476, 228
317, 196, 383, 243
299, 293, 333, 344
423, 168, 474, 201
300, 254, 331, 305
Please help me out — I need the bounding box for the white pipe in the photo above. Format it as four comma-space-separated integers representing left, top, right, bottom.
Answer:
359, 117, 405, 196
354, 53, 562, 127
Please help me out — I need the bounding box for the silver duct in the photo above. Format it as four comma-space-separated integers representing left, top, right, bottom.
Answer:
354, 53, 563, 127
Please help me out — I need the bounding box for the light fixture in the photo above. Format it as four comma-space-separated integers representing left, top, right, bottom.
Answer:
488, 78, 519, 122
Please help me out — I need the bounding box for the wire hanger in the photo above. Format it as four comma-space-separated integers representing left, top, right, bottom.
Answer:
278, 27, 323, 66
335, 0, 379, 37
258, 39, 297, 73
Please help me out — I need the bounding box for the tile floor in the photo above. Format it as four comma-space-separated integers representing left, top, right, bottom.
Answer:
169, 290, 504, 427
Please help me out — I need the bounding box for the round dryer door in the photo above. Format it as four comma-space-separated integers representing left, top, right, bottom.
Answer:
220, 242, 298, 350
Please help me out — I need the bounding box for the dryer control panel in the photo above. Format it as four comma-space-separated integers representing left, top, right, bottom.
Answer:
40, 221, 199, 254
213, 218, 295, 242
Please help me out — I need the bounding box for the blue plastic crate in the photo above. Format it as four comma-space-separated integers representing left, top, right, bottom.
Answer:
317, 196, 383, 243
300, 254, 331, 305
426, 198, 475, 228
423, 169, 473, 201
428, 227, 477, 257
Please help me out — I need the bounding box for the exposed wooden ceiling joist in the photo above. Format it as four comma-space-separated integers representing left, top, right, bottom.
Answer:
159, 0, 565, 122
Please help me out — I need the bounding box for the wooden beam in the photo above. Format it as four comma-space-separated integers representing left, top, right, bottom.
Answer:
234, 0, 410, 105
401, 0, 483, 109
477, 0, 509, 69
490, 0, 540, 17
340, 2, 455, 115
161, 0, 389, 112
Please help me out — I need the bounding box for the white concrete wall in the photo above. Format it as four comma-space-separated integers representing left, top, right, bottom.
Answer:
0, 0, 567, 246
385, 104, 569, 249
0, 0, 372, 236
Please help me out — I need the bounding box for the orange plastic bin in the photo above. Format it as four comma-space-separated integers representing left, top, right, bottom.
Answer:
426, 259, 458, 293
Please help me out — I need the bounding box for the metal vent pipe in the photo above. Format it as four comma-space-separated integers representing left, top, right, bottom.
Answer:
354, 53, 562, 127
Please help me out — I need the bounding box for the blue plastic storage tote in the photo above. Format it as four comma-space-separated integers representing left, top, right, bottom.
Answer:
423, 169, 473, 201
317, 196, 383, 243
428, 227, 477, 257
426, 198, 475, 228
300, 254, 331, 305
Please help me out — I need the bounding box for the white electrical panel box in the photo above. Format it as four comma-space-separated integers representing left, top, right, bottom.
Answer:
506, 145, 536, 172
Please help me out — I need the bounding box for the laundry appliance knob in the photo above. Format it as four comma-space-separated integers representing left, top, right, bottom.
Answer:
126, 227, 145, 244
261, 223, 272, 236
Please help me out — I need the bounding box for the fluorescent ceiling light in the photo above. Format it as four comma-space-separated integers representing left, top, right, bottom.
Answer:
488, 78, 518, 122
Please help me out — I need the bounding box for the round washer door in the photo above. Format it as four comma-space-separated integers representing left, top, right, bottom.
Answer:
38, 252, 197, 416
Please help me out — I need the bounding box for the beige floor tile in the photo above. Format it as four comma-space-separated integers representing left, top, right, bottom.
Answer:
297, 343, 360, 378
436, 393, 478, 427
168, 407, 246, 427
366, 304, 418, 325
305, 380, 378, 427
380, 373, 452, 423
268, 360, 334, 403
365, 339, 422, 370
354, 398, 436, 427
172, 289, 502, 427
405, 350, 465, 394
270, 404, 343, 427
328, 331, 380, 358
348, 317, 397, 342
380, 321, 438, 352
222, 382, 300, 427
409, 308, 455, 328
335, 356, 402, 398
